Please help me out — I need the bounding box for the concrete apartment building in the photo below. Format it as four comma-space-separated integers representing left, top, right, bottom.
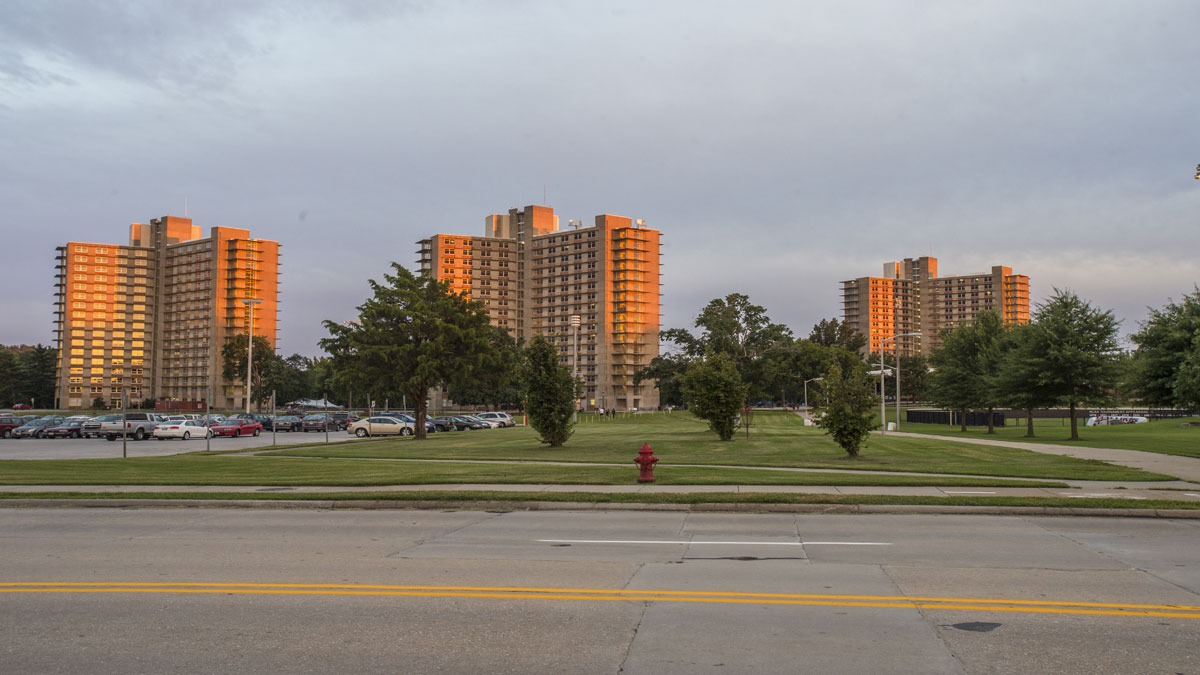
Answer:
841, 256, 1029, 357
53, 216, 279, 410
418, 205, 661, 412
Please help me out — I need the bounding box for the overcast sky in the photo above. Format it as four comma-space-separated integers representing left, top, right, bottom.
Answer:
2, 0, 1198, 356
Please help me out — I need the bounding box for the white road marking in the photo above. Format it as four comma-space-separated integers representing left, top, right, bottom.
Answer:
1063, 494, 1144, 499
1186, 493, 1200, 498
537, 539, 891, 546
944, 491, 996, 494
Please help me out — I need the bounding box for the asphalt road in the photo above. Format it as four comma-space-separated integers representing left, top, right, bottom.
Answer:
0, 427, 360, 459
2, 509, 1198, 674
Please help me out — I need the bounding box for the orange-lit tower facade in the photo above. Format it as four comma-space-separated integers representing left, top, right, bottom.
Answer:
841, 256, 1029, 357
53, 216, 280, 410
418, 205, 662, 411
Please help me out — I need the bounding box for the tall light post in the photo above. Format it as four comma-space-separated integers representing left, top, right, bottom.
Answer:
241, 298, 263, 415
879, 332, 921, 434
803, 377, 823, 409
570, 315, 581, 422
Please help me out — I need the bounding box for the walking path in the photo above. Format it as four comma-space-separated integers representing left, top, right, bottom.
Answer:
885, 431, 1200, 483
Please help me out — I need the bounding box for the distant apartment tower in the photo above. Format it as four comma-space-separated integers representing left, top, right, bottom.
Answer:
841, 256, 1029, 357
418, 205, 661, 411
53, 216, 280, 410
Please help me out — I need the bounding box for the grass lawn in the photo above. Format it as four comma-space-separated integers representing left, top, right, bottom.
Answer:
895, 415, 1200, 458
258, 411, 1169, 481
0, 455, 1067, 487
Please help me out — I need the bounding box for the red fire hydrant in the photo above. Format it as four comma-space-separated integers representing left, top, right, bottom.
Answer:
634, 443, 659, 483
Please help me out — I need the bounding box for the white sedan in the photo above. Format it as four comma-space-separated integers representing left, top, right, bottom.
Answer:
153, 419, 212, 440
347, 416, 415, 437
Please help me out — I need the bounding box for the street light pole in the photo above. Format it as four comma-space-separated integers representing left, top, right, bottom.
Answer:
879, 332, 921, 434
241, 298, 263, 415
803, 377, 823, 409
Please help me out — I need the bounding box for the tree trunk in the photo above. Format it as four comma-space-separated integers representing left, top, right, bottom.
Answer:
1025, 408, 1035, 437
986, 406, 995, 434
959, 409, 967, 432
415, 396, 428, 440
1068, 400, 1078, 441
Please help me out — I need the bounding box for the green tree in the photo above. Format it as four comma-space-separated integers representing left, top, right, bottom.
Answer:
814, 359, 879, 457
809, 317, 867, 353
91, 396, 106, 410
17, 345, 56, 409
220, 334, 277, 411
0, 350, 19, 407
643, 294, 791, 403
320, 264, 496, 439
1026, 289, 1121, 441
633, 351, 689, 407
994, 323, 1058, 437
973, 311, 1007, 434
1130, 287, 1200, 410
519, 335, 577, 446
927, 323, 985, 432
761, 339, 845, 405
679, 352, 748, 441
261, 353, 313, 409
447, 327, 522, 410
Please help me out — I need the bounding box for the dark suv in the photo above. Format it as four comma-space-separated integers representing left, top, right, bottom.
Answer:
301, 413, 335, 432
330, 412, 359, 430
0, 415, 25, 438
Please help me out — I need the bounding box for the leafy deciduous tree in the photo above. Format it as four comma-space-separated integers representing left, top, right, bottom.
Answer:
1130, 287, 1200, 411
679, 352, 748, 441
1026, 289, 1121, 441
809, 317, 867, 353
814, 359, 879, 457
220, 334, 277, 411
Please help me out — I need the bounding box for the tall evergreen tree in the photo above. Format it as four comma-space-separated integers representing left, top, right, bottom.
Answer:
519, 335, 577, 447
0, 350, 19, 408
320, 264, 496, 439
927, 323, 985, 431
17, 345, 56, 409
994, 324, 1058, 437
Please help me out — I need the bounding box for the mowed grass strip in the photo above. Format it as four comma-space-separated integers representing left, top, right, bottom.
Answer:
1, 490, 1195, 511
0, 455, 1065, 487
896, 416, 1200, 459
259, 411, 1168, 481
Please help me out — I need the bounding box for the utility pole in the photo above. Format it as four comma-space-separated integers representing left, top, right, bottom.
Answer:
242, 298, 263, 415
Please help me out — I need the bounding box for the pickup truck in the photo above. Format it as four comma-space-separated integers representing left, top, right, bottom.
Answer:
102, 413, 162, 441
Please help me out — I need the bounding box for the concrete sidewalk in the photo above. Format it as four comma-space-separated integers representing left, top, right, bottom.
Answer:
886, 431, 1200, 483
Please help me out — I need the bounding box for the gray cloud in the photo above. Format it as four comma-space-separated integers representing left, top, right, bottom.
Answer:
1, 1, 1198, 355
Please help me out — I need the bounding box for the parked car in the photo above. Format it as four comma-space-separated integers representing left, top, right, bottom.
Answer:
431, 416, 468, 432
330, 412, 359, 430
82, 414, 119, 438
475, 412, 515, 428
12, 403, 31, 410
12, 416, 65, 439
462, 414, 501, 429
101, 413, 160, 441
272, 415, 303, 432
383, 413, 436, 434
210, 418, 263, 438
242, 413, 275, 429
0, 415, 26, 438
301, 413, 335, 432
43, 419, 87, 439
154, 419, 212, 440
347, 416, 415, 438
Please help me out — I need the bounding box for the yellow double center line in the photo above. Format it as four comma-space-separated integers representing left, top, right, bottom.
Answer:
3, 582, 1199, 619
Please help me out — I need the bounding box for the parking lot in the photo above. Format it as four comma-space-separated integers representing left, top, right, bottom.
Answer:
0, 428, 359, 460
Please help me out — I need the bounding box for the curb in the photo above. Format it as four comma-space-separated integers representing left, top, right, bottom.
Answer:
0, 499, 1197, 518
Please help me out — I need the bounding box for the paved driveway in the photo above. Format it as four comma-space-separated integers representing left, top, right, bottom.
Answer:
0, 428, 357, 460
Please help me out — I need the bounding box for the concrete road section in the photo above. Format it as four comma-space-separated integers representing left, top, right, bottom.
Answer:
1, 509, 1198, 673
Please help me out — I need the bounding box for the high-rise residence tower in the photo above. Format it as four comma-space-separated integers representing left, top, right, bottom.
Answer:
841, 257, 1029, 357
53, 216, 280, 410
418, 205, 661, 412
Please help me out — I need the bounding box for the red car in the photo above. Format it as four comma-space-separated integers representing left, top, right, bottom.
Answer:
209, 418, 263, 438
12, 403, 31, 410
